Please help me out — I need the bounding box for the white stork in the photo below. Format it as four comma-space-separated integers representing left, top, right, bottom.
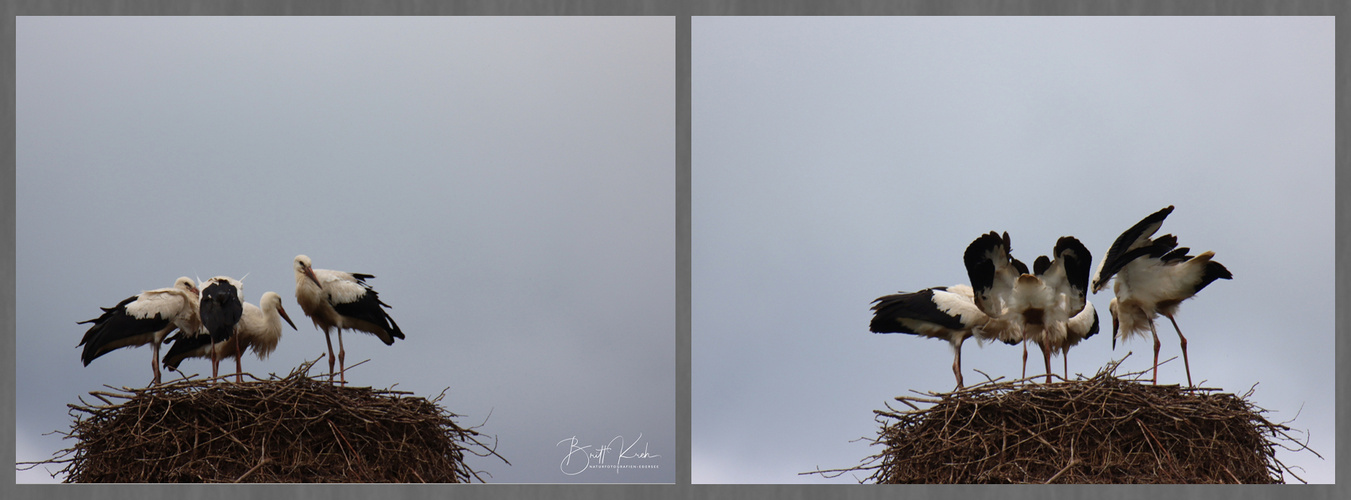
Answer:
293, 255, 405, 383
967, 232, 1095, 383
967, 231, 1075, 381
199, 276, 244, 381
1091, 206, 1233, 386
77, 276, 205, 386
1028, 236, 1096, 382
870, 284, 1004, 389
163, 291, 297, 382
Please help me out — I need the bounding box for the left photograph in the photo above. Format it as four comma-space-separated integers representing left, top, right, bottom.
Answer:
16, 16, 675, 483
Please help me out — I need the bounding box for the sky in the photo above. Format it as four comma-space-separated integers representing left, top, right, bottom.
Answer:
15, 16, 674, 483
692, 16, 1334, 484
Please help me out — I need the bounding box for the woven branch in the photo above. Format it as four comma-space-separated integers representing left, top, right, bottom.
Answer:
20, 359, 508, 483
806, 360, 1320, 484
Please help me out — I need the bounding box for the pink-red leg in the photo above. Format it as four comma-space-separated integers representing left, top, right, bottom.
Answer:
1021, 340, 1029, 379
1165, 314, 1192, 387
324, 330, 336, 382
338, 330, 347, 384
151, 341, 162, 386
234, 340, 244, 383
1149, 319, 1161, 384
1041, 341, 1053, 383
952, 336, 966, 389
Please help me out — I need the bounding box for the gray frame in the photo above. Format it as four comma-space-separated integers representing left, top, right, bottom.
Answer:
5, 0, 1343, 499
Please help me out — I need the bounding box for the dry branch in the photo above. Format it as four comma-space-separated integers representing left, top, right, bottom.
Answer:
808, 362, 1319, 484
21, 359, 507, 483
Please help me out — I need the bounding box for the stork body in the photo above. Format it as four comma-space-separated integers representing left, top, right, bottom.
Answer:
963, 231, 1029, 346
164, 291, 296, 382
966, 231, 1095, 383
293, 255, 404, 383
870, 284, 997, 389
199, 276, 244, 381
1026, 236, 1094, 382
77, 277, 203, 386
1092, 206, 1232, 386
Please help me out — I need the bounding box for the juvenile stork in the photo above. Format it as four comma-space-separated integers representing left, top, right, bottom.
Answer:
962, 232, 1028, 341
77, 277, 204, 386
164, 291, 296, 382
1091, 206, 1233, 386
870, 284, 996, 389
293, 255, 405, 383
1029, 236, 1096, 382
199, 276, 244, 381
967, 232, 1094, 383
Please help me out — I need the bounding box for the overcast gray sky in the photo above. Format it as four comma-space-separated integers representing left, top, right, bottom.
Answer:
693, 16, 1333, 484
16, 16, 674, 483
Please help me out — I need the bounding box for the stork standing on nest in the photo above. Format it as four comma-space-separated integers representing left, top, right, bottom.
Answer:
293, 255, 405, 383
1091, 205, 1232, 386
1030, 237, 1099, 381
870, 284, 1008, 389
77, 277, 205, 386
966, 231, 1059, 379
163, 291, 297, 382
199, 276, 245, 381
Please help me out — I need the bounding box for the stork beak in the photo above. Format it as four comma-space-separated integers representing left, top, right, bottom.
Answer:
304, 267, 321, 287
278, 304, 298, 330
1111, 316, 1119, 350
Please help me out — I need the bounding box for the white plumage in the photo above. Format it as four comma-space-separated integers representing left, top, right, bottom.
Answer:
870, 284, 996, 388
1092, 206, 1232, 386
293, 255, 404, 383
163, 291, 296, 382
78, 276, 204, 386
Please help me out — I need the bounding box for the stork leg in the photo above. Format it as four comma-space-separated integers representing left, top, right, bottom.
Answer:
211, 341, 219, 380
151, 341, 162, 386
1021, 340, 1029, 379
322, 330, 337, 382
1164, 314, 1192, 387
235, 340, 244, 383
1063, 348, 1069, 380
1040, 341, 1053, 384
952, 336, 967, 390
1148, 319, 1161, 385
338, 330, 347, 384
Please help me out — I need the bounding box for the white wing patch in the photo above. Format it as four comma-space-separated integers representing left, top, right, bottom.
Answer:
315, 269, 371, 305
124, 289, 191, 321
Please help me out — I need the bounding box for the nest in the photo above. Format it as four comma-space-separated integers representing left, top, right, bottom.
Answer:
22, 360, 507, 483
811, 361, 1320, 484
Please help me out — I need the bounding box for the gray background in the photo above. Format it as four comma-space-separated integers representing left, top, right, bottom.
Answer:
692, 16, 1336, 484
4, 0, 1346, 499
14, 16, 675, 484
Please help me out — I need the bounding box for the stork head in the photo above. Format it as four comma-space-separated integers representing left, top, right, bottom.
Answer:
174, 276, 200, 296
1107, 298, 1120, 350
294, 255, 321, 287
262, 291, 298, 330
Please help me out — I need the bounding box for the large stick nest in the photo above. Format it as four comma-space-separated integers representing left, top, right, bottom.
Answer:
812, 361, 1320, 484
24, 360, 507, 483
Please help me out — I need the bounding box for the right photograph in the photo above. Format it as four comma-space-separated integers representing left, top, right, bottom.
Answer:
692, 16, 1332, 484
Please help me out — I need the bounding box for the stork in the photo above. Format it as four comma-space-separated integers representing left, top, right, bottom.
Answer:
1091, 206, 1232, 386
870, 284, 1003, 389
967, 231, 1071, 381
1027, 236, 1095, 382
199, 276, 244, 381
164, 291, 296, 382
1057, 300, 1100, 379
293, 255, 405, 383
77, 277, 205, 386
